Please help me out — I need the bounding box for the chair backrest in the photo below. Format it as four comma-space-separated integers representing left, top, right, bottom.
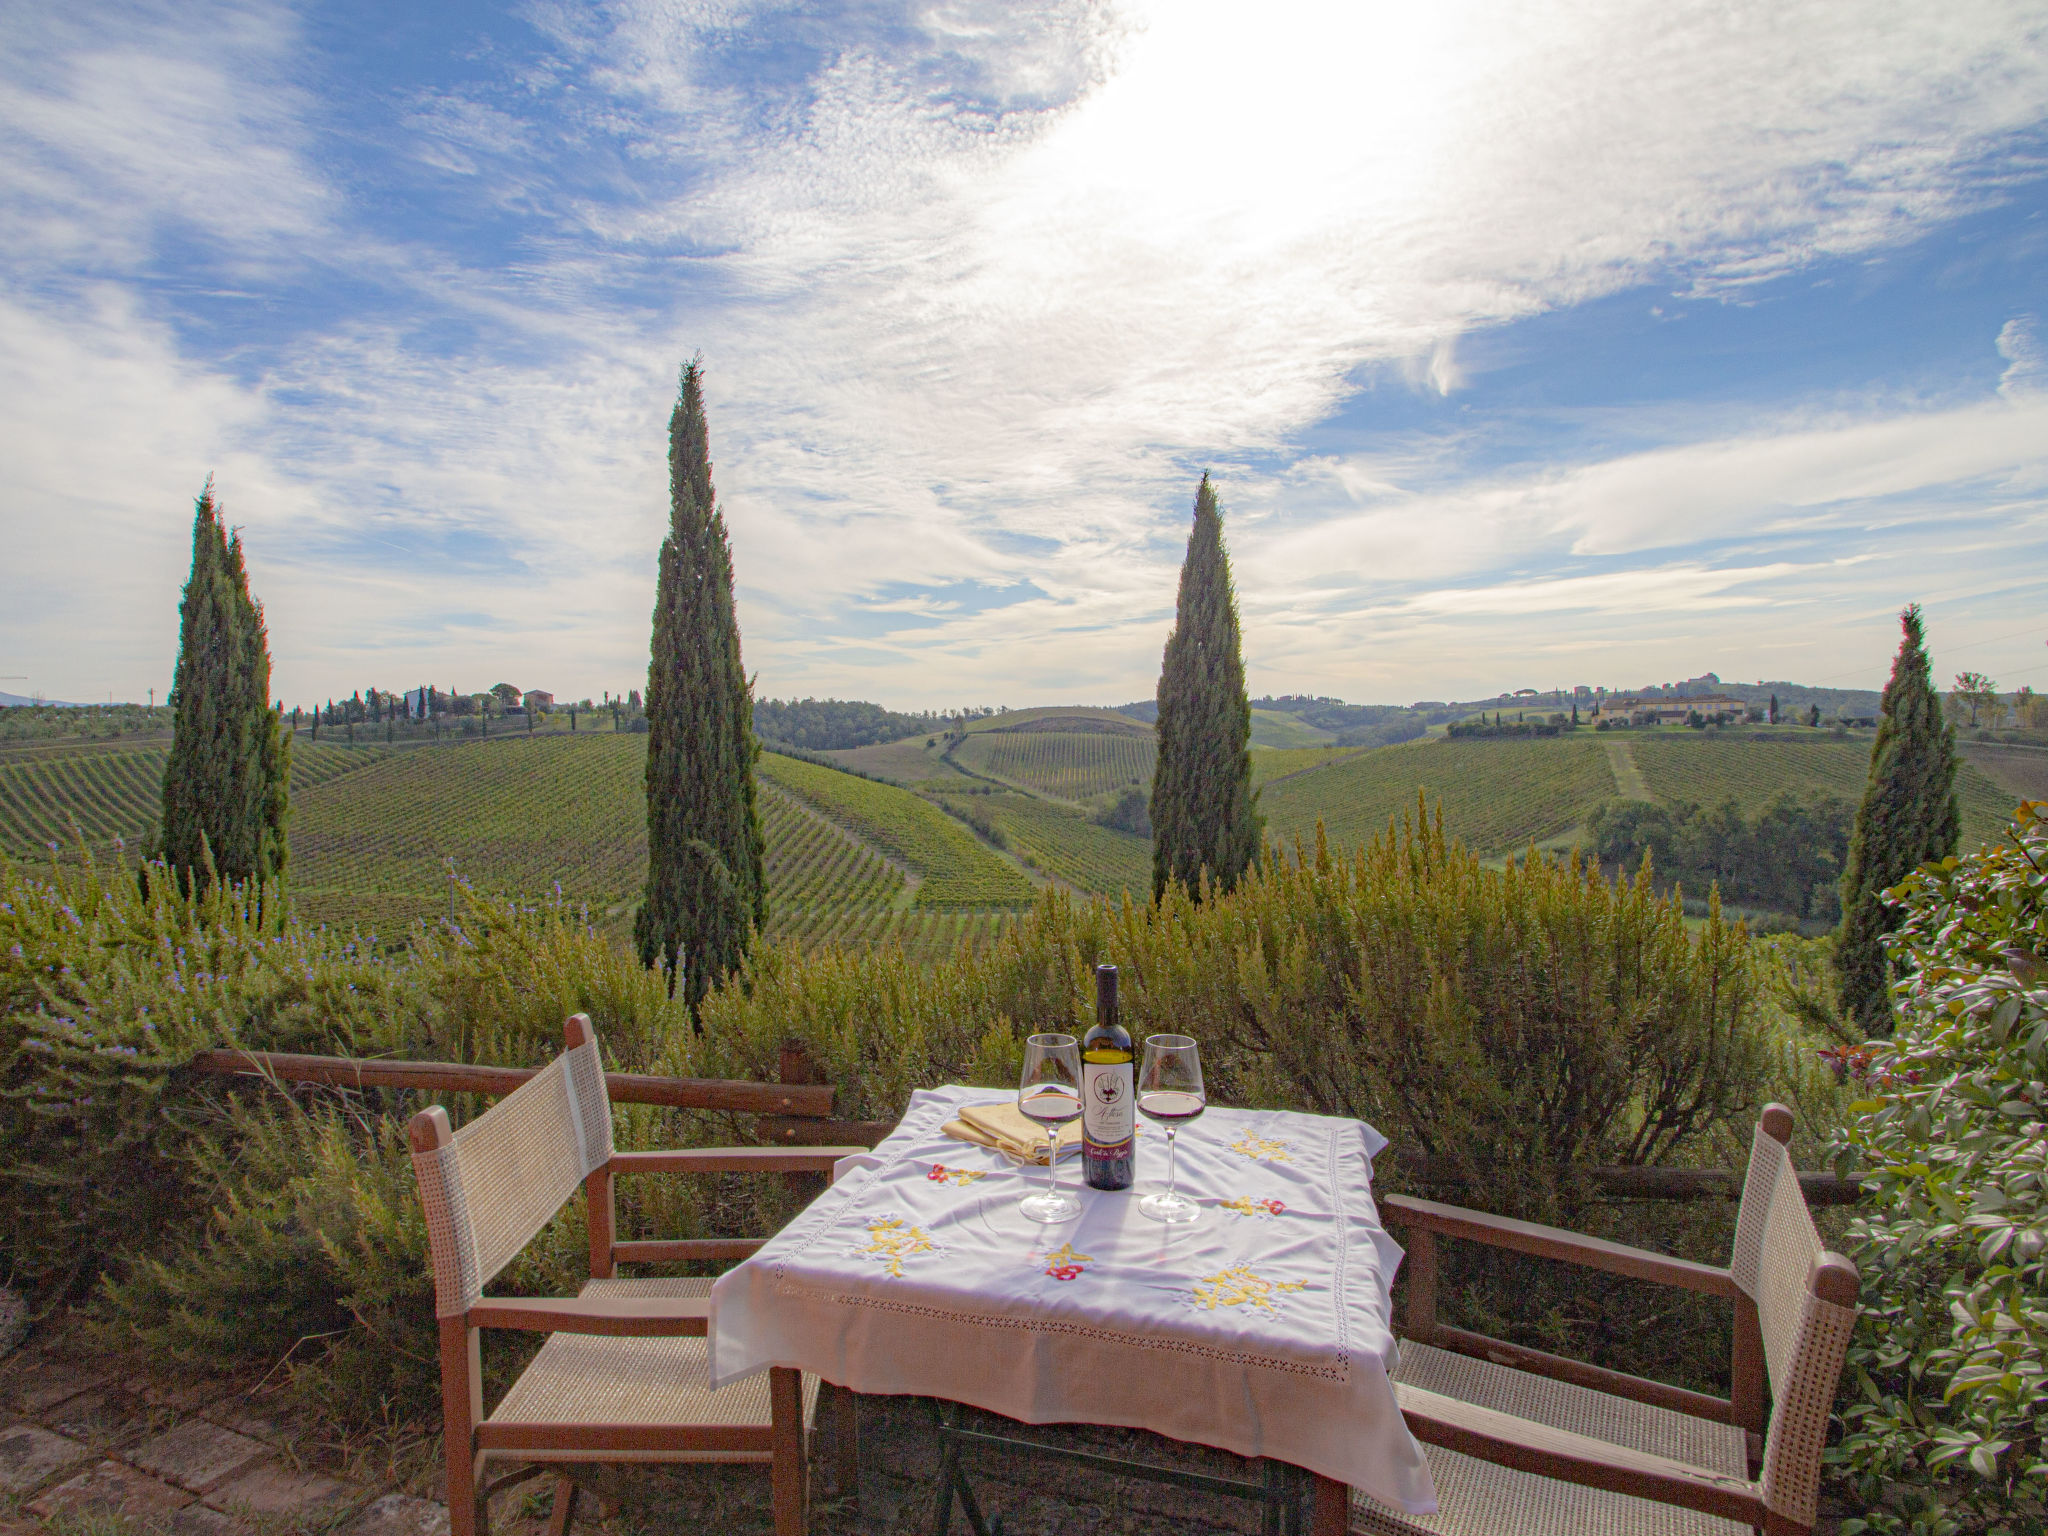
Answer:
1727, 1106, 1859, 1530
409, 1017, 614, 1318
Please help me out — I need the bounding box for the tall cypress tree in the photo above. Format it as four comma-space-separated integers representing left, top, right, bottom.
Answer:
1836, 604, 1960, 1031
1151, 471, 1261, 900
155, 479, 290, 892
636, 360, 767, 1011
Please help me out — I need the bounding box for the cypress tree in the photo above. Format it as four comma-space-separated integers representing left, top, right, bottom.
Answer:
1835, 604, 1960, 1032
636, 359, 768, 1012
154, 479, 289, 892
1151, 471, 1261, 900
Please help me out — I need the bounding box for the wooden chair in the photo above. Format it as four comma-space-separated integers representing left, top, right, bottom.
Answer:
1350, 1104, 1858, 1536
406, 1014, 866, 1536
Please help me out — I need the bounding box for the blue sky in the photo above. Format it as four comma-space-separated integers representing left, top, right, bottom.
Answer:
2, 0, 2045, 709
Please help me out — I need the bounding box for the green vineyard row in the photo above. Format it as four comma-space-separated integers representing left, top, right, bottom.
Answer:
0, 740, 397, 861
1260, 736, 1617, 856
757, 752, 1037, 908
976, 792, 1152, 896
954, 730, 1155, 802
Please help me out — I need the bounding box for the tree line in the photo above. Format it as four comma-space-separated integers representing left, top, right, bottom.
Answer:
1589, 793, 1853, 924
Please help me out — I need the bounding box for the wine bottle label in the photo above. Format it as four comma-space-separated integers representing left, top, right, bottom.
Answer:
1082, 1060, 1134, 1146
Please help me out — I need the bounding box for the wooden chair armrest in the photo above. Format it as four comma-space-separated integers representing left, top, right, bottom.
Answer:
1382, 1193, 1737, 1297
608, 1147, 869, 1176
467, 1296, 711, 1336
1394, 1383, 1765, 1527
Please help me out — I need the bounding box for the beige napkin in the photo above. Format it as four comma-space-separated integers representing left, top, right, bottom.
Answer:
944, 1100, 1082, 1164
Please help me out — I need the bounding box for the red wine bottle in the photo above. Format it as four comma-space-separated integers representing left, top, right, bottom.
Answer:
1082, 964, 1134, 1191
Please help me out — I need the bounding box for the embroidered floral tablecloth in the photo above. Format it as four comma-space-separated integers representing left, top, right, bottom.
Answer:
708, 1084, 1437, 1516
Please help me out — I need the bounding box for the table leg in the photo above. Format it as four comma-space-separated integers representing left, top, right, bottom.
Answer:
1310, 1472, 1348, 1536
927, 1404, 993, 1536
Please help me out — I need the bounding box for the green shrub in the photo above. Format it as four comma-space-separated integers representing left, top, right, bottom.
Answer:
5, 799, 1813, 1436
1831, 800, 2048, 1532
709, 800, 1776, 1220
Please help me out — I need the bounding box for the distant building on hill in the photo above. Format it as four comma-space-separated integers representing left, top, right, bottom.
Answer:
1593, 693, 1750, 726
524, 690, 554, 712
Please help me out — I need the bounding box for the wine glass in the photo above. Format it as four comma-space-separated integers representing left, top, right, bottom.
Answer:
1018, 1033, 1083, 1223
1137, 1034, 1204, 1223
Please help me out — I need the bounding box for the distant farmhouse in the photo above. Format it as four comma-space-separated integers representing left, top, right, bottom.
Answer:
524, 690, 554, 712
1592, 694, 1752, 726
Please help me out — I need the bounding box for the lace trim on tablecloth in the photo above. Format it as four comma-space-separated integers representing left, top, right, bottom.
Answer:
807, 1287, 1351, 1381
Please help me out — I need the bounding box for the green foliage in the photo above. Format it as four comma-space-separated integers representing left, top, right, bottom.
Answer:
0, 703, 171, 744
1839, 606, 1963, 1032
637, 362, 768, 1011
154, 482, 291, 892
1151, 472, 1260, 899
1091, 785, 1152, 838
1590, 791, 1853, 923
1831, 800, 2048, 1532
753, 697, 945, 751
715, 800, 1774, 1217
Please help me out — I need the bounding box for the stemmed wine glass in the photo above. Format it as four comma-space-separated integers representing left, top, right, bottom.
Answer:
1137, 1034, 1205, 1223
1017, 1033, 1083, 1223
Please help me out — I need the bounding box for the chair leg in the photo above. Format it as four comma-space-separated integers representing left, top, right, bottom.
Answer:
770, 1366, 808, 1536
545, 1475, 579, 1536
832, 1386, 860, 1498
440, 1320, 484, 1536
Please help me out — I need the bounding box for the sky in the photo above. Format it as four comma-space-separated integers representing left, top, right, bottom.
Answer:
2, 0, 2046, 711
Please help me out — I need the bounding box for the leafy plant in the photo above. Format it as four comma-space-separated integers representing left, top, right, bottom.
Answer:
1831, 800, 2048, 1531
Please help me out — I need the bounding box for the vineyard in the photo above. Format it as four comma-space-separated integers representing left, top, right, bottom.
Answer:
817, 733, 972, 786
1627, 734, 2012, 846
1260, 735, 1615, 856
756, 752, 1038, 908
1252, 745, 1361, 787
20, 705, 2026, 965
0, 740, 396, 863
953, 729, 1155, 801
970, 792, 1153, 895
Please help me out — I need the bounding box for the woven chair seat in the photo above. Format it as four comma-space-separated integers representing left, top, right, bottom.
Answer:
486, 1278, 819, 1463
1350, 1342, 1751, 1536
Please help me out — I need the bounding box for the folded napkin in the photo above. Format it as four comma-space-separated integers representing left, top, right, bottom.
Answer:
943, 1100, 1081, 1164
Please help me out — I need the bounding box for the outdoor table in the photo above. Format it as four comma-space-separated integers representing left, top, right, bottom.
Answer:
709, 1084, 1438, 1533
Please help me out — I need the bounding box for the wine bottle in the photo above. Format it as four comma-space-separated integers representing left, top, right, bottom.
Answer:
1081, 963, 1134, 1191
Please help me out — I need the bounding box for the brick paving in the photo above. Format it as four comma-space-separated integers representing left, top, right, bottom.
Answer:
0, 1334, 448, 1536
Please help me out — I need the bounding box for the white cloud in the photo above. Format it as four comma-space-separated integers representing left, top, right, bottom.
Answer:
1999, 315, 2045, 397
4, 0, 2048, 705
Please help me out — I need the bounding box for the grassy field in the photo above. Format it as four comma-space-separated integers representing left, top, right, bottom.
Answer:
1627, 732, 2013, 845
1247, 708, 1335, 747
756, 751, 1038, 908
817, 734, 973, 785
1260, 735, 1616, 855
1960, 741, 2048, 803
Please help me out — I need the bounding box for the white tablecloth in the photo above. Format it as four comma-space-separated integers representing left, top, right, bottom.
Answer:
709, 1084, 1437, 1516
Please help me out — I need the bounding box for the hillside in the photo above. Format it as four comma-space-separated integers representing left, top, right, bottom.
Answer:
1259, 735, 1615, 854
7, 711, 2033, 953
1622, 733, 2013, 846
